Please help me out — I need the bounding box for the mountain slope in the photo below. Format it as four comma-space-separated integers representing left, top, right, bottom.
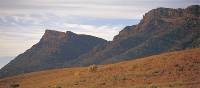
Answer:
0, 48, 200, 88
73, 5, 200, 66
0, 30, 107, 78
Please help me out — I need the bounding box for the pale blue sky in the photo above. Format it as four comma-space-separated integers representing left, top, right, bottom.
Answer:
0, 0, 199, 68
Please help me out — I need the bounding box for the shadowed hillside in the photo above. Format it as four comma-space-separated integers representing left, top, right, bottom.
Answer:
73, 5, 200, 66
0, 30, 107, 78
0, 48, 200, 88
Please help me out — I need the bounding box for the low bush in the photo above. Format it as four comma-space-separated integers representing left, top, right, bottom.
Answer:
10, 84, 19, 88
88, 64, 98, 72
149, 85, 158, 88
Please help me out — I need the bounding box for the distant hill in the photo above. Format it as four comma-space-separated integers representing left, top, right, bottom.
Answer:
72, 5, 200, 66
0, 30, 107, 78
0, 48, 200, 88
0, 5, 199, 78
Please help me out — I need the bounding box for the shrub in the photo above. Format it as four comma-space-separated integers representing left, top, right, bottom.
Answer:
55, 85, 62, 88
149, 85, 158, 88
10, 84, 19, 88
49, 84, 62, 88
55, 86, 61, 88
88, 64, 98, 72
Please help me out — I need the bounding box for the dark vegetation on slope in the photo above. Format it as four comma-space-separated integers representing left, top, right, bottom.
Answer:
72, 5, 200, 66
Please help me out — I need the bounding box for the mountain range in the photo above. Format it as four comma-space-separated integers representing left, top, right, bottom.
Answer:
72, 5, 200, 66
0, 5, 199, 78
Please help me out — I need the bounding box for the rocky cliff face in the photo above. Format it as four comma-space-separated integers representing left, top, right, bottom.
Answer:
113, 25, 137, 41
0, 30, 107, 78
71, 5, 200, 66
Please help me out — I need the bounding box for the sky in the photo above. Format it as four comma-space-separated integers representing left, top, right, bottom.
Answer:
0, 0, 199, 68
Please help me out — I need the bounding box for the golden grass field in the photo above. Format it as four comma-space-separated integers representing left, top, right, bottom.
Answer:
0, 48, 200, 88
